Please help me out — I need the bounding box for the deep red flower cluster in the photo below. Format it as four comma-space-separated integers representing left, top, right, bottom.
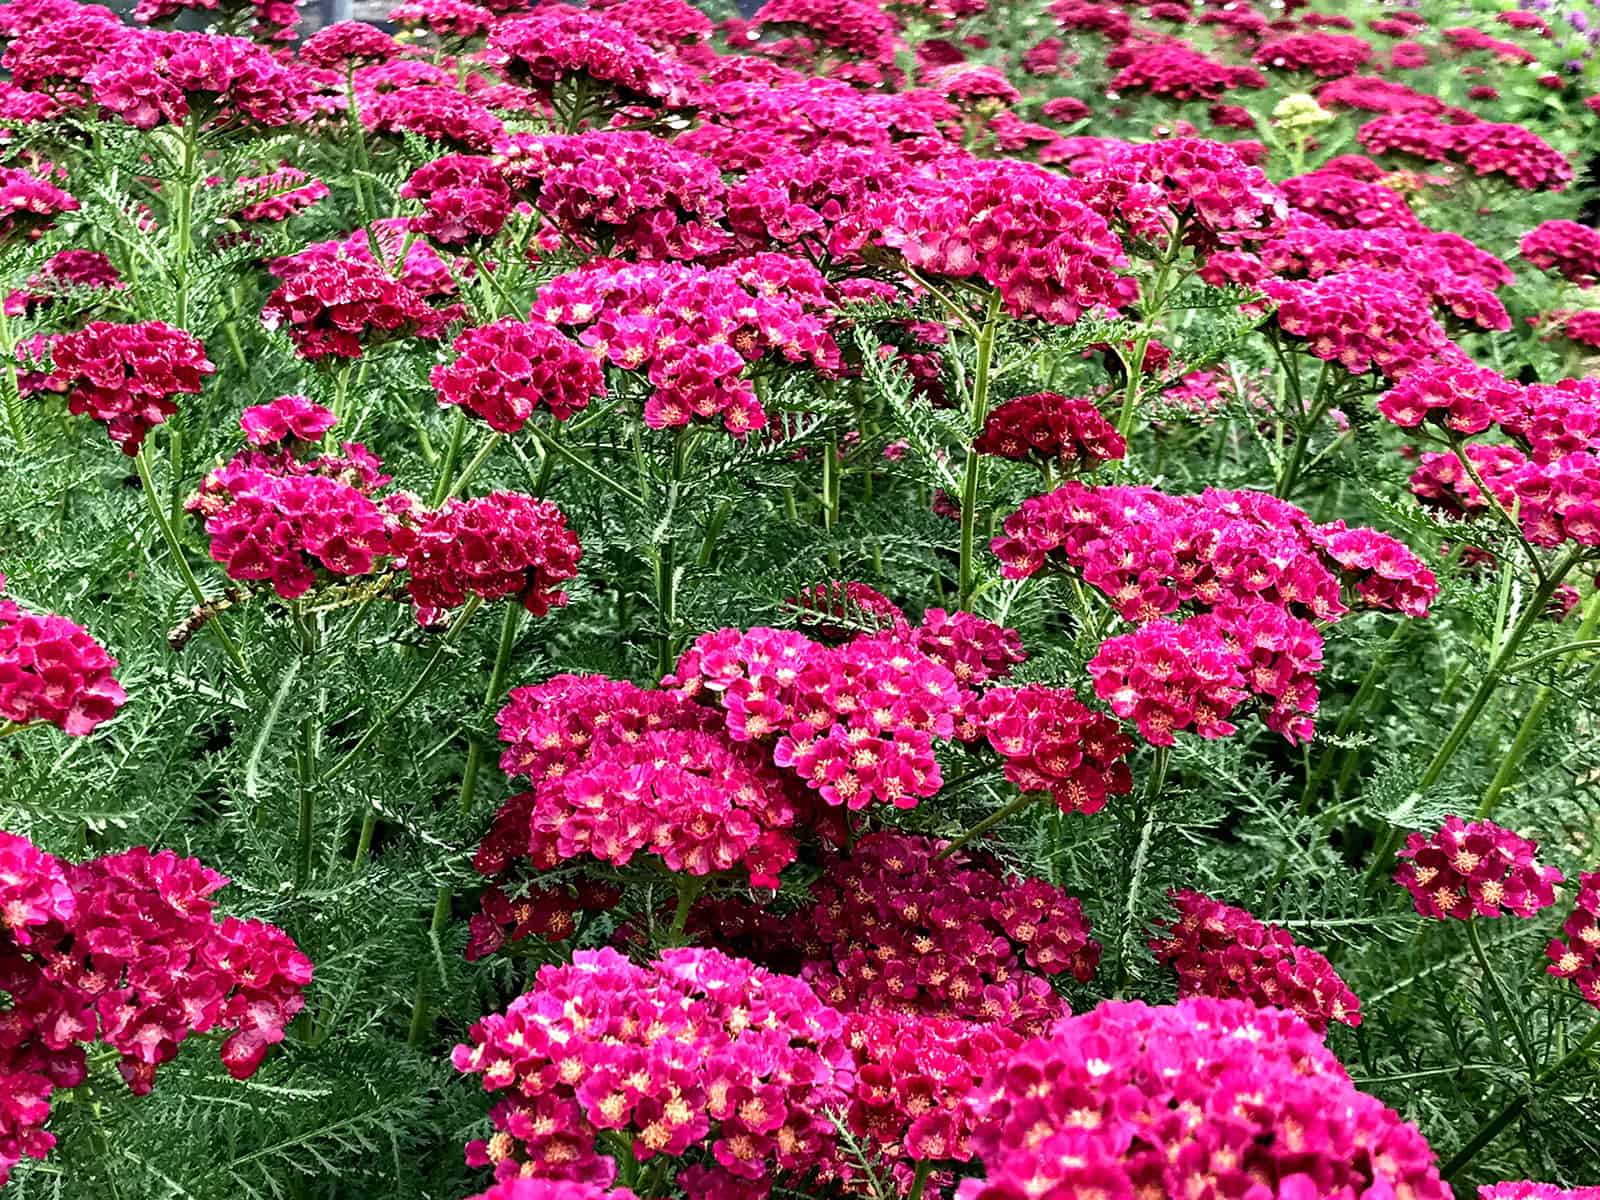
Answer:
960, 997, 1449, 1200
973, 392, 1125, 472
533, 256, 839, 436
788, 580, 904, 640
261, 249, 444, 361
404, 492, 582, 624
1547, 871, 1600, 1012
452, 947, 852, 1195
1277, 170, 1421, 231
1521, 220, 1600, 287
1150, 889, 1361, 1032
1395, 816, 1565, 920
431, 318, 604, 433
873, 156, 1134, 326
1108, 43, 1266, 101
400, 154, 513, 248
0, 833, 310, 1184
49, 320, 214, 455
840, 1010, 1021, 1186
365, 83, 504, 150
299, 19, 401, 68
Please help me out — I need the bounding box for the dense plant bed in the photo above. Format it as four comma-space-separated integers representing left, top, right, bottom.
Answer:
1, 0, 1599, 1196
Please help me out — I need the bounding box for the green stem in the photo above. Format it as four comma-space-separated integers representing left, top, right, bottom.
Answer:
1118, 746, 1167, 992
322, 594, 484, 781
1300, 619, 1409, 814
1364, 549, 1582, 892
407, 885, 453, 1047
294, 713, 318, 889
351, 806, 377, 873
1442, 1022, 1600, 1180
1465, 918, 1537, 1072
0, 302, 27, 450
344, 68, 383, 262
1480, 590, 1600, 817
450, 429, 502, 500
133, 444, 248, 674
666, 875, 705, 946
430, 408, 468, 506
458, 603, 523, 817
1115, 227, 1183, 443
938, 790, 1041, 859
525, 425, 643, 506
654, 428, 690, 676
906, 1161, 935, 1200
958, 291, 1004, 611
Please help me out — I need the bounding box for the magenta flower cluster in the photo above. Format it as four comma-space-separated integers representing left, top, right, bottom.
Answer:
0, 832, 311, 1184
48, 320, 214, 455
1150, 889, 1361, 1032
1395, 816, 1565, 920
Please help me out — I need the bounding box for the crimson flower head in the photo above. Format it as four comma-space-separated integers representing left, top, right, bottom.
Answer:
1395, 816, 1564, 920
960, 997, 1449, 1200
1522, 221, 1600, 287
5, 249, 122, 319
400, 154, 513, 248
51, 320, 214, 455
232, 166, 328, 224
261, 251, 441, 361
1546, 870, 1600, 1011
1151, 889, 1361, 1032
1481, 1185, 1600, 1200
0, 592, 125, 735
974, 683, 1132, 813
0, 167, 76, 246
431, 318, 604, 432
403, 491, 582, 624
974, 392, 1125, 472
465, 1183, 636, 1200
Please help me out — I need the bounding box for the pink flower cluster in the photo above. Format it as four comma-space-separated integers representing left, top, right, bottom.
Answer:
973, 684, 1133, 813
1150, 889, 1361, 1032
487, 6, 697, 110
666, 624, 964, 812
960, 997, 1449, 1200
4, 250, 122, 318
1254, 32, 1374, 76
872, 157, 1134, 326
432, 318, 603, 433
533, 256, 839, 437
452, 947, 851, 1195
973, 392, 1125, 472
465, 1183, 634, 1200
1521, 219, 1600, 287
1261, 267, 1450, 378
0, 833, 311, 1184
1547, 872, 1600, 1012
994, 483, 1436, 743
1482, 1186, 1600, 1200
187, 411, 404, 600
1078, 138, 1286, 251
1395, 816, 1565, 920
1358, 113, 1573, 191
727, 143, 901, 262
240, 394, 337, 446
0, 584, 124, 736
0, 166, 76, 246
84, 31, 305, 129
400, 154, 513, 248
49, 320, 214, 455
841, 1010, 1021, 1183
501, 132, 729, 261
298, 19, 400, 68
404, 492, 581, 623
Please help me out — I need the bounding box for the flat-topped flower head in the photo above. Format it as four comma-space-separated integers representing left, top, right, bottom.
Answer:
1547, 870, 1600, 1011
1151, 889, 1362, 1031
1396, 816, 1564, 920
431, 318, 603, 432
404, 491, 582, 623
0, 595, 125, 735
50, 321, 214, 455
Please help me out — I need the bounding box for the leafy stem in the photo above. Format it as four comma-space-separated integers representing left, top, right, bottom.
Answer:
957, 290, 1004, 611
